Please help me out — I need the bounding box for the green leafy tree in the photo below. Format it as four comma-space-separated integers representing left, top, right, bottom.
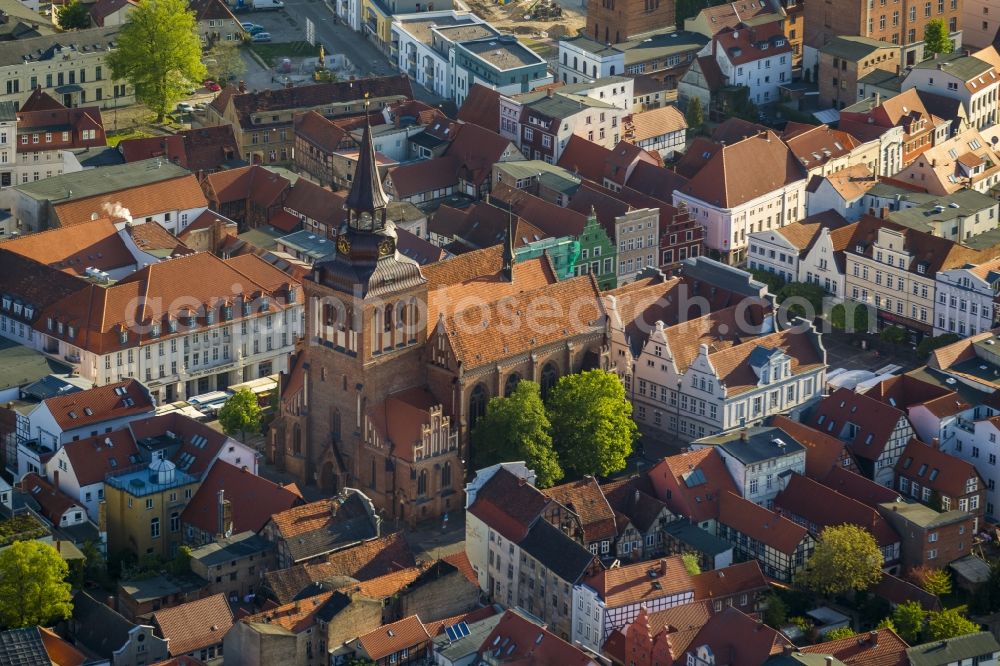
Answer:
205, 40, 245, 83
685, 97, 704, 135
910, 566, 953, 598
892, 601, 926, 644
777, 282, 827, 320
218, 388, 262, 441
880, 326, 907, 345
681, 553, 701, 576
876, 617, 898, 633
916, 333, 962, 360
472, 381, 562, 488
170, 545, 193, 576
923, 19, 953, 57
749, 268, 786, 294
57, 0, 91, 29
107, 0, 206, 122
927, 609, 980, 640
830, 302, 871, 332
0, 541, 73, 629
825, 626, 856, 640
763, 593, 788, 629
547, 370, 637, 477
798, 524, 883, 596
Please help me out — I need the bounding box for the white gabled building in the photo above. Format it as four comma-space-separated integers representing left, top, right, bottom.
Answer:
902, 51, 1000, 131
674, 131, 807, 265
702, 22, 792, 106
934, 257, 1000, 337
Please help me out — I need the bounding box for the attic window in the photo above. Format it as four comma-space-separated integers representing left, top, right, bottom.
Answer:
817, 415, 825, 425
119, 329, 128, 344
864, 433, 873, 445
151, 323, 160, 337
903, 457, 913, 469
918, 463, 928, 476
917, 264, 926, 274
929, 468, 939, 481
84, 407, 92, 416
69, 411, 78, 419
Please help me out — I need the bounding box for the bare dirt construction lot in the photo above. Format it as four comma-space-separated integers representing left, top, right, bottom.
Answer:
464, 0, 585, 50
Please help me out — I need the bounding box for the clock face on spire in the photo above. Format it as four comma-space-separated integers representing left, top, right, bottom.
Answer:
378, 238, 394, 257
337, 236, 351, 255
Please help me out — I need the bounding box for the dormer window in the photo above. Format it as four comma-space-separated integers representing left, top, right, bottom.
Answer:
260, 297, 269, 312
223, 305, 233, 321
47, 317, 53, 331
242, 300, 251, 316
119, 329, 128, 344
168, 319, 178, 333
57, 322, 64, 334
917, 264, 926, 274
287, 288, 296, 304
151, 323, 160, 337
0, 297, 8, 310
24, 306, 32, 320
206, 309, 215, 325
856, 244, 865, 253
68, 326, 75, 338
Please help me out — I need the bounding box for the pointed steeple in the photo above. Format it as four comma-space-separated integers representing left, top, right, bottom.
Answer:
344, 96, 389, 228
503, 201, 515, 281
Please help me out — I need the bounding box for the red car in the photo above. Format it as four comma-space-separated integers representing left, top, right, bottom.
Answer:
203, 80, 222, 92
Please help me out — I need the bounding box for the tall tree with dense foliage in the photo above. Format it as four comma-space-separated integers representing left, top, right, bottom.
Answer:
923, 19, 953, 56
685, 97, 704, 135
205, 40, 245, 83
107, 0, 206, 122
798, 524, 883, 596
892, 601, 926, 644
56, 0, 91, 29
927, 609, 980, 640
547, 370, 637, 477
218, 388, 262, 441
910, 566, 953, 598
0, 541, 73, 629
472, 381, 562, 487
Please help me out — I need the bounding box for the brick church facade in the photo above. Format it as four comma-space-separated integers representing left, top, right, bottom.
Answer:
586, 0, 676, 45
268, 113, 609, 526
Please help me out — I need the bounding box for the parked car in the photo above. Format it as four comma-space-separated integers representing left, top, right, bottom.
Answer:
241, 22, 265, 34
194, 103, 208, 112
176, 102, 194, 113
251, 31, 272, 42
203, 79, 221, 92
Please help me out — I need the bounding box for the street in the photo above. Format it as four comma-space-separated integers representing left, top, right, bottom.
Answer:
241, 0, 447, 106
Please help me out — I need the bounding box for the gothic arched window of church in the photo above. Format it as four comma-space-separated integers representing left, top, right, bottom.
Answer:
504, 373, 521, 397
469, 384, 487, 427
541, 363, 558, 399
417, 470, 428, 496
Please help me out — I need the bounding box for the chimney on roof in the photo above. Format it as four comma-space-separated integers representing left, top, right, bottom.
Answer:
740, 429, 748, 441
106, 596, 115, 610
825, 658, 835, 666
869, 630, 878, 646
875, 92, 880, 107
547, 87, 553, 98
880, 206, 889, 219
217, 489, 232, 538
660, 558, 667, 574
238, 80, 246, 93
932, 437, 940, 450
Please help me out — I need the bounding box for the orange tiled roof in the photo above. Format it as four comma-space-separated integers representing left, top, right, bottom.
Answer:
52, 176, 207, 227
152, 593, 233, 656
718, 491, 810, 554
479, 610, 596, 665
542, 477, 617, 543
800, 627, 909, 666
356, 615, 431, 661
44, 379, 153, 430
584, 556, 695, 608
0, 218, 139, 276
649, 448, 737, 523
181, 461, 303, 536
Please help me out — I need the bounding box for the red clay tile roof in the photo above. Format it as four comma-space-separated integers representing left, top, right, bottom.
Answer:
874, 572, 942, 611
189, 0, 238, 23
37, 251, 297, 356
118, 126, 239, 173
809, 387, 909, 461
16, 107, 105, 152
127, 412, 238, 478
53, 176, 207, 227
241, 590, 337, 633
783, 124, 860, 171
422, 244, 558, 337
627, 105, 687, 142
468, 467, 551, 542
60, 429, 140, 486
283, 179, 344, 228
708, 327, 825, 397
89, 0, 136, 24
387, 155, 459, 197
125, 221, 191, 256
423, 606, 498, 637
584, 556, 695, 608
820, 466, 901, 508
442, 551, 477, 585
456, 84, 501, 132
356, 615, 430, 661
264, 532, 416, 603
0, 218, 138, 276
682, 606, 792, 664
44, 379, 153, 430
866, 373, 954, 410
712, 22, 791, 66
152, 593, 233, 656
445, 122, 519, 186
181, 461, 303, 536
677, 130, 806, 208
479, 610, 596, 665
649, 448, 738, 523
719, 491, 810, 555
443, 274, 604, 368
20, 88, 65, 112
20, 472, 83, 524
150, 658, 208, 666
202, 165, 290, 208
774, 474, 900, 547
293, 110, 350, 154
366, 388, 444, 462
542, 477, 617, 543
38, 627, 87, 666
770, 415, 854, 479
694, 1, 778, 32
800, 627, 909, 666
691, 560, 768, 601
895, 438, 983, 501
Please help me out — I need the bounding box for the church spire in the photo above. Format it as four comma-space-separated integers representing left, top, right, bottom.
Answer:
344, 95, 389, 228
